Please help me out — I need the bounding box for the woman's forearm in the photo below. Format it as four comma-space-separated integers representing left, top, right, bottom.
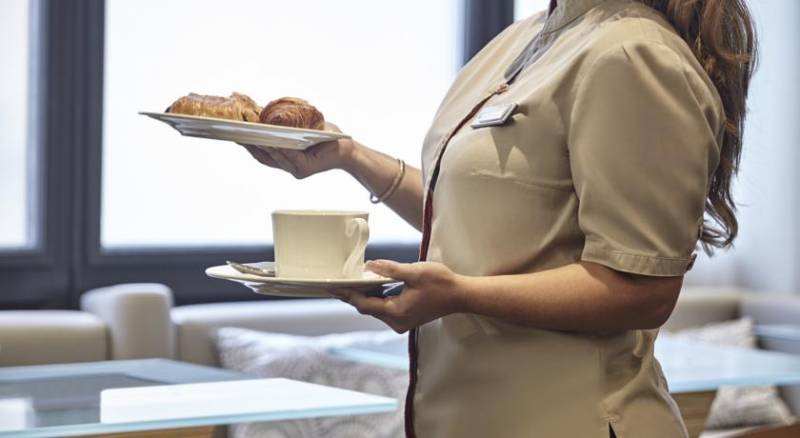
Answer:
457, 262, 683, 332
343, 141, 424, 231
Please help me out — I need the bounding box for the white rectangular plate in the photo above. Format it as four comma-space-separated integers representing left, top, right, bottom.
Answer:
140, 111, 350, 150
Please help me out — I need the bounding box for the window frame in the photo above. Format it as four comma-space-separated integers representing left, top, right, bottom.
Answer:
0, 0, 513, 309
0, 0, 74, 309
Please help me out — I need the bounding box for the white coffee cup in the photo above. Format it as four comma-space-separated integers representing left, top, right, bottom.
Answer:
272, 210, 369, 279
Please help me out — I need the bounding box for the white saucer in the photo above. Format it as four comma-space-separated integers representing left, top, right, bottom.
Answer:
140, 112, 350, 150
205, 261, 400, 298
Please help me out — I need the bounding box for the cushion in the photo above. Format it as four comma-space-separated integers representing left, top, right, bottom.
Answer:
670, 318, 796, 429
215, 327, 407, 438
662, 288, 742, 332
80, 283, 174, 360
174, 299, 386, 366
0, 311, 107, 366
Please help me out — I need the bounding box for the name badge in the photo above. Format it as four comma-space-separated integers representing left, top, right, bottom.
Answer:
471, 103, 518, 129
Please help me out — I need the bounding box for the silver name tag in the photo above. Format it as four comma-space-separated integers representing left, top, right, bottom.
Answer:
471, 103, 518, 128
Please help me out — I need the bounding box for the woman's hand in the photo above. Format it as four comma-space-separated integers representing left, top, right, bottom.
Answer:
242, 120, 426, 232
332, 260, 467, 333
241, 122, 356, 179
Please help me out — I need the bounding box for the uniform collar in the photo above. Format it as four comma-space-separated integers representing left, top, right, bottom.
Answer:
503, 0, 610, 82
541, 0, 609, 35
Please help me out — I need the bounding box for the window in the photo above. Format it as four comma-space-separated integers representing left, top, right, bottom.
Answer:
102, 0, 460, 248
2, 0, 519, 308
514, 0, 550, 20
0, 0, 35, 250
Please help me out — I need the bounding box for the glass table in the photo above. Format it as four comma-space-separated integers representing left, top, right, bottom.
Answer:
331, 333, 800, 392
331, 332, 800, 438
0, 359, 396, 437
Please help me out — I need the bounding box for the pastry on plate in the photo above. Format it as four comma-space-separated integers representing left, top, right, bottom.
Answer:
259, 97, 325, 130
167, 92, 260, 122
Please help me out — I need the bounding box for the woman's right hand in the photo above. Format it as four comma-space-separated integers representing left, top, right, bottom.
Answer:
241, 122, 356, 179
243, 121, 424, 230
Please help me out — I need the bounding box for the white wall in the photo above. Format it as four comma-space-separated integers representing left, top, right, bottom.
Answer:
726, 0, 800, 294
687, 0, 800, 294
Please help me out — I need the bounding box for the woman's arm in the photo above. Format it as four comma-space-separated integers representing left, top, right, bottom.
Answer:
343, 143, 424, 230
459, 261, 682, 331
242, 135, 424, 231
334, 260, 682, 333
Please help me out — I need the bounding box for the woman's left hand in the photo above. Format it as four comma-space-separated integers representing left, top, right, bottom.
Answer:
331, 260, 467, 333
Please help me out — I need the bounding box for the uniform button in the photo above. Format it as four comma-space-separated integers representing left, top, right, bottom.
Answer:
494, 83, 509, 94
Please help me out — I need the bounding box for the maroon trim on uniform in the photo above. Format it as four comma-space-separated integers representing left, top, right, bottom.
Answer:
404, 192, 433, 438
404, 90, 503, 437
405, 327, 419, 438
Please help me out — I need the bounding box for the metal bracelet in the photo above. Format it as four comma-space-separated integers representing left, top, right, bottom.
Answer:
370, 159, 406, 204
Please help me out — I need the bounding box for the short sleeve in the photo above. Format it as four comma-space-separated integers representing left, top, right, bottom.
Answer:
568, 42, 722, 276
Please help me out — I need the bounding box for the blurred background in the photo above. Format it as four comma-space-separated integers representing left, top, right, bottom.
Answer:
1, 0, 798, 309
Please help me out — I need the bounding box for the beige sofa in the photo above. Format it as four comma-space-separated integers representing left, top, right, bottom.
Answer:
0, 283, 174, 367
1, 284, 798, 430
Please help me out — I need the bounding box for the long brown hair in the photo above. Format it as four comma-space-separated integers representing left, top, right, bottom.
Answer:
638, 0, 758, 254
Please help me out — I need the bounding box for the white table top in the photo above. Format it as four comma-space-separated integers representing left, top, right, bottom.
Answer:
656, 336, 800, 392
100, 378, 396, 426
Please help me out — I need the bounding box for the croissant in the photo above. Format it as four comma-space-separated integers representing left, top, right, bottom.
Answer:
167, 92, 260, 122
259, 97, 325, 130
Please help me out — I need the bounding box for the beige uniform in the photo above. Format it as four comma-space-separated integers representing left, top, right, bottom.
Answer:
409, 0, 724, 437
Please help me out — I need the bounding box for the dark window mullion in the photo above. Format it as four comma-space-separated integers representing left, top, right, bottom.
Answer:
462, 0, 515, 65
71, 0, 105, 308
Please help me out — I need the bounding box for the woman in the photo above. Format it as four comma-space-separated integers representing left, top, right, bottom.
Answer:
243, 0, 756, 436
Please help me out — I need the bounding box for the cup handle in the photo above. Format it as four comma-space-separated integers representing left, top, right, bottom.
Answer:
343, 218, 369, 278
